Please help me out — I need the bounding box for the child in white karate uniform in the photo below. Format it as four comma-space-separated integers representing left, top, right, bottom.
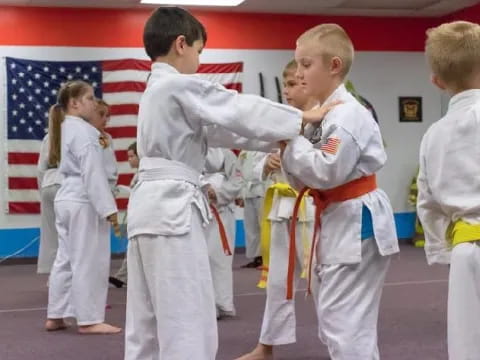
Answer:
280, 24, 399, 359
45, 81, 121, 335
418, 21, 480, 360
37, 129, 63, 275
124, 7, 332, 360
238, 150, 267, 268
203, 148, 243, 318
236, 59, 318, 360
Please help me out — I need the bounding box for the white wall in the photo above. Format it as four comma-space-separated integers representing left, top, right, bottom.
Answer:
0, 46, 442, 229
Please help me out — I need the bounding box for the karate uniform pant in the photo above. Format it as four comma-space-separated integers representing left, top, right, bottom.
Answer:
37, 184, 60, 274
114, 256, 128, 283
448, 242, 480, 360
314, 238, 390, 360
260, 219, 313, 345
205, 207, 236, 316
124, 208, 218, 360
47, 200, 110, 325
244, 197, 262, 259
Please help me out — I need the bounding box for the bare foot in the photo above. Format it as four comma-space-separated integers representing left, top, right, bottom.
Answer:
234, 344, 273, 360
45, 318, 68, 331
78, 323, 122, 335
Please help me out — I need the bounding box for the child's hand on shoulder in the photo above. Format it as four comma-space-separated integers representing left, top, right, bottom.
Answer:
303, 100, 343, 124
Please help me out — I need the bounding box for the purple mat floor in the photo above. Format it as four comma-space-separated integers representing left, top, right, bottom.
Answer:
0, 243, 449, 360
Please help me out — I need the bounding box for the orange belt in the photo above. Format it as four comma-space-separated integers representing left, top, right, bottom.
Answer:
210, 204, 233, 256
287, 175, 377, 300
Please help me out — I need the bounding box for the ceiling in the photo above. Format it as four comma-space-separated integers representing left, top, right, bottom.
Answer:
0, 0, 479, 17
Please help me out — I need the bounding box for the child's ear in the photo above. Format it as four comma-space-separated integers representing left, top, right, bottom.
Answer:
174, 35, 186, 54
330, 56, 343, 76
431, 74, 446, 90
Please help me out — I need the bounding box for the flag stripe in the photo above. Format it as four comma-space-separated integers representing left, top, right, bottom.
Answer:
198, 63, 244, 73
118, 173, 135, 186
105, 126, 136, 138
9, 177, 38, 189
8, 140, 41, 152
116, 198, 129, 210
102, 60, 243, 74
115, 150, 128, 162
108, 115, 138, 128
9, 202, 40, 214
195, 72, 242, 85
109, 104, 139, 116
103, 70, 149, 84
103, 81, 146, 93
9, 152, 39, 164
103, 59, 151, 71
224, 83, 242, 92
104, 92, 143, 106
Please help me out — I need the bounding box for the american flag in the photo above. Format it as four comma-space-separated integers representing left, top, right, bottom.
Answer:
320, 137, 341, 155
5, 57, 243, 214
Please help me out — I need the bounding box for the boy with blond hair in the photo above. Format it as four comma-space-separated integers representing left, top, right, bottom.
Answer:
278, 24, 399, 359
236, 59, 318, 360
418, 21, 480, 360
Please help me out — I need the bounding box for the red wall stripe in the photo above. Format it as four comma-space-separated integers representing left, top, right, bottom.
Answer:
0, 6, 440, 51
444, 3, 480, 22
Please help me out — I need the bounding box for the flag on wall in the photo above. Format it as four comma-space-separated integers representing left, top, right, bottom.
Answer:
5, 57, 243, 214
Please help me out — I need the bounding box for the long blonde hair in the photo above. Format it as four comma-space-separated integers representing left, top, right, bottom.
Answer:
47, 80, 92, 167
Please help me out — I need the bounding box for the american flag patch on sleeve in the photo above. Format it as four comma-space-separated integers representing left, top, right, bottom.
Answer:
320, 137, 341, 155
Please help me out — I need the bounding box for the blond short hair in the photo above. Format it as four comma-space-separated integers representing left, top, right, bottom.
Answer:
297, 24, 354, 78
426, 21, 480, 90
282, 59, 297, 78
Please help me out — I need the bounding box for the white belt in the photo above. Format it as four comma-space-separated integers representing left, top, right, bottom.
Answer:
138, 157, 200, 186
138, 157, 211, 225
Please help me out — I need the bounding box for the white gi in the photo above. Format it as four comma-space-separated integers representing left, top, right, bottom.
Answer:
47, 115, 117, 326
125, 62, 302, 360
417, 89, 480, 360
203, 148, 243, 317
37, 134, 63, 274
114, 172, 139, 284
251, 153, 315, 345
238, 151, 267, 260
282, 84, 399, 359
102, 132, 119, 191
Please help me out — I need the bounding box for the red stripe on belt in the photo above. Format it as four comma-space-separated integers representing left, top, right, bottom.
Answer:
287, 175, 377, 300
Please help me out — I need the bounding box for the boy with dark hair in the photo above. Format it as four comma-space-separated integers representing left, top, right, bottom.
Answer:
125, 7, 332, 360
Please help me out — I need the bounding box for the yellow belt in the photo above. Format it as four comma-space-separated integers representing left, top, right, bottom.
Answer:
257, 183, 309, 289
449, 220, 480, 247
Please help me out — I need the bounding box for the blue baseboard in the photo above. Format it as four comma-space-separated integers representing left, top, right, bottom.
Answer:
0, 212, 416, 258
